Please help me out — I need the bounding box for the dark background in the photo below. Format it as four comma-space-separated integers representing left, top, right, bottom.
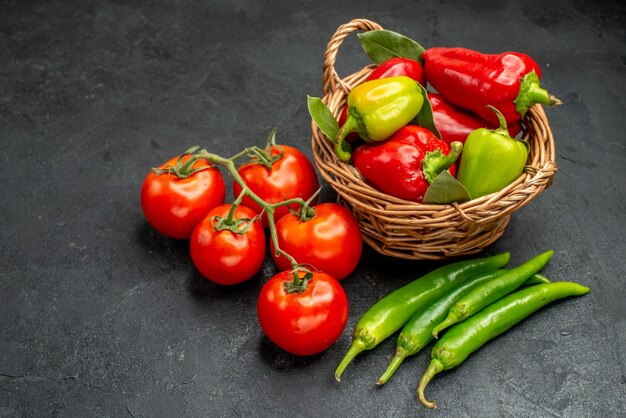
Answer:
1, 0, 625, 416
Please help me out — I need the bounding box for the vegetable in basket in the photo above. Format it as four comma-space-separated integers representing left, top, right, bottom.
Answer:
337, 58, 427, 144
334, 76, 423, 162
352, 125, 462, 202
366, 57, 426, 86
428, 92, 521, 146
422, 47, 562, 125
456, 106, 529, 200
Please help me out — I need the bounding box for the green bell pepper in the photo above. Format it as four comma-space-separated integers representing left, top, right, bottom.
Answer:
456, 106, 529, 199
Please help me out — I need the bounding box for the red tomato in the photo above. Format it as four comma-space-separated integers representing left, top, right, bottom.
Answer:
257, 271, 348, 356
141, 155, 225, 239
270, 203, 362, 280
233, 145, 319, 228
190, 204, 266, 285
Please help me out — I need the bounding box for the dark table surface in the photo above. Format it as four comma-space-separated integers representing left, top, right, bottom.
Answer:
2, 1, 625, 416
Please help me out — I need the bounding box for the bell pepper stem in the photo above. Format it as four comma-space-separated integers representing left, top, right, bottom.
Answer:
417, 359, 445, 409
423, 141, 463, 184
376, 347, 408, 386
334, 115, 357, 162
485, 105, 510, 136
514, 70, 563, 117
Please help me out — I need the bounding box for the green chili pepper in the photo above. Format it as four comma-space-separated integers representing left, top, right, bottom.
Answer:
418, 281, 590, 409
376, 269, 550, 385
523, 273, 550, 285
334, 76, 424, 162
334, 252, 510, 382
431, 250, 554, 338
456, 105, 529, 200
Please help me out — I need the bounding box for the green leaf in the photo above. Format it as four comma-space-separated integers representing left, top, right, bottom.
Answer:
423, 170, 471, 204
307, 95, 339, 142
357, 30, 426, 65
411, 83, 441, 139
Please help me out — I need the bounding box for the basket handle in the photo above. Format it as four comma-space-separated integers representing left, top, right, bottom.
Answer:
322, 18, 384, 96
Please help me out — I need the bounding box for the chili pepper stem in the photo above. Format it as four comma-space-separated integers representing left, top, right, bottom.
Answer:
376, 347, 409, 386
431, 315, 458, 339
417, 359, 445, 409
334, 339, 367, 382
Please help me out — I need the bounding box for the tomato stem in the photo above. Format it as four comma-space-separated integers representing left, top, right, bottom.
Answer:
191, 144, 306, 280
154, 135, 312, 288
224, 189, 247, 225
241, 128, 285, 170
212, 190, 254, 234
179, 149, 200, 174
152, 147, 213, 179
229, 148, 253, 163
284, 269, 313, 294
296, 188, 321, 222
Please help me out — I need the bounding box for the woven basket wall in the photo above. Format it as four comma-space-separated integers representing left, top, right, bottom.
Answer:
311, 19, 557, 260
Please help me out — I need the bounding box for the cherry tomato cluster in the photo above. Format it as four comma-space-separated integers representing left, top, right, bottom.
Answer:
140, 130, 364, 356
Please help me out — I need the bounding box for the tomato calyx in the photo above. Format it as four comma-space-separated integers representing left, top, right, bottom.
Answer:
148, 128, 319, 284
212, 214, 260, 235
152, 146, 213, 179
286, 187, 322, 222
299, 206, 316, 222
211, 192, 264, 235
283, 268, 314, 294
244, 128, 285, 170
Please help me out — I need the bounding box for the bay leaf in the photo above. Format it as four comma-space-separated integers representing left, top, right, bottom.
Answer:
423, 170, 471, 204
357, 30, 425, 65
307, 95, 339, 142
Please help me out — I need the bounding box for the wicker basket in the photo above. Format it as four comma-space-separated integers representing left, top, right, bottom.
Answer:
311, 18, 557, 260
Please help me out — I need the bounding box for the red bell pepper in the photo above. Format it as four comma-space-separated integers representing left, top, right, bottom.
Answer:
352, 125, 462, 203
423, 47, 562, 125
366, 57, 426, 86
428, 93, 522, 145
